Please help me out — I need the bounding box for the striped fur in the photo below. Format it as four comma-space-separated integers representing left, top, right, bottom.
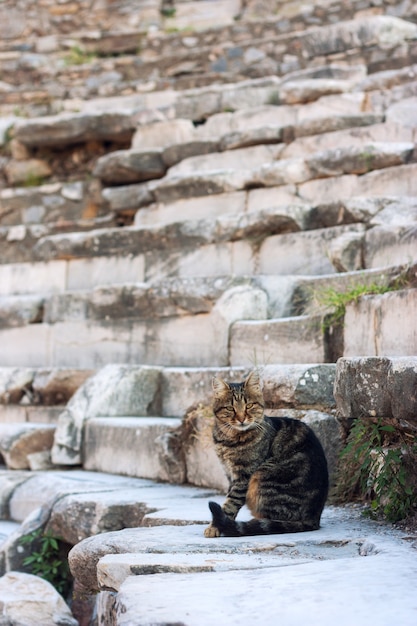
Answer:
204, 371, 329, 538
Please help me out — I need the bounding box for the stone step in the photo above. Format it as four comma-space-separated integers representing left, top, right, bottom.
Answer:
0, 367, 93, 427
64, 498, 417, 625
83, 417, 183, 482
0, 260, 415, 373
24, 194, 417, 286
95, 110, 389, 186
0, 181, 111, 228
230, 315, 326, 366
344, 288, 417, 358
0, 422, 56, 470
2, 14, 416, 108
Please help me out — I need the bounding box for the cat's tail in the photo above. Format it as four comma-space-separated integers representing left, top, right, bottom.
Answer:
208, 501, 319, 537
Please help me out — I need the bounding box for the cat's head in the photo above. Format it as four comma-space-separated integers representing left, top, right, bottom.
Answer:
212, 370, 264, 432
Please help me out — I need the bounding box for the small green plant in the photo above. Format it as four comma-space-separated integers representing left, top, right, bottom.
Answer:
161, 7, 176, 18
266, 91, 280, 106
22, 173, 46, 188
314, 279, 404, 331
334, 418, 417, 523
64, 45, 96, 66
20, 529, 72, 596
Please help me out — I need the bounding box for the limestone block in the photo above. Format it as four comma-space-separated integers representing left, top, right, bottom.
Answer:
278, 79, 351, 105
93, 149, 166, 184
134, 191, 246, 228
386, 97, 417, 128
0, 368, 34, 404
14, 111, 136, 147
334, 356, 417, 429
355, 164, 417, 197
365, 224, 417, 268
301, 16, 417, 57
368, 196, 417, 227
334, 357, 393, 422
32, 369, 94, 406
0, 325, 52, 368
246, 185, 300, 211
388, 357, 417, 422
83, 417, 185, 483
67, 255, 145, 290
0, 423, 55, 469
251, 158, 311, 187
167, 145, 282, 177
261, 364, 336, 411
0, 260, 67, 296
0, 294, 44, 329
145, 239, 254, 280
51, 365, 162, 465
0, 571, 78, 626
343, 289, 417, 357
132, 119, 195, 150
162, 0, 242, 30
306, 142, 414, 178
162, 140, 220, 168
152, 169, 251, 204
298, 173, 358, 204
101, 181, 153, 212
328, 230, 365, 272
46, 490, 154, 545
220, 126, 285, 151
258, 225, 365, 276
230, 315, 325, 367
0, 470, 29, 519
5, 159, 52, 185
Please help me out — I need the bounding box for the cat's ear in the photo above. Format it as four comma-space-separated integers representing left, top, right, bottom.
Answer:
212, 377, 230, 397
244, 370, 262, 392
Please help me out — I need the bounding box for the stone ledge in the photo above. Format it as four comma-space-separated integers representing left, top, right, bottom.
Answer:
334, 356, 417, 431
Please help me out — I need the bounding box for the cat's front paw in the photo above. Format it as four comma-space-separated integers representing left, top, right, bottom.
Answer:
204, 524, 220, 538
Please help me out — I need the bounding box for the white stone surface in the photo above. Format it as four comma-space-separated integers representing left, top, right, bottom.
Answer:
0, 261, 67, 296
344, 289, 417, 357
0, 571, 77, 626
83, 416, 183, 482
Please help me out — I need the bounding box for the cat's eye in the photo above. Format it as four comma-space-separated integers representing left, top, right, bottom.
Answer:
246, 403, 255, 409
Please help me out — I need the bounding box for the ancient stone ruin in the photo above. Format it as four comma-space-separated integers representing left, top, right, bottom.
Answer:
0, 0, 416, 624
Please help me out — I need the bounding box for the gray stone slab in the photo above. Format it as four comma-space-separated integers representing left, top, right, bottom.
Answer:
0, 423, 56, 470
83, 417, 184, 483
230, 315, 325, 367
113, 534, 417, 626
69, 503, 413, 593
344, 289, 417, 359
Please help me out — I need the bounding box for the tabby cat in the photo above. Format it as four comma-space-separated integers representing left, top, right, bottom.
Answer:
205, 370, 329, 537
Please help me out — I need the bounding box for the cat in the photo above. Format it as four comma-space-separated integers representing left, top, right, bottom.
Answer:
204, 370, 329, 537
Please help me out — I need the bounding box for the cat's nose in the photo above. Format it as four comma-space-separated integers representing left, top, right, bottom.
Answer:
236, 413, 246, 423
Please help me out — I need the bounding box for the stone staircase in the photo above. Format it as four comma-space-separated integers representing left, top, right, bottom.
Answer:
1, 0, 417, 624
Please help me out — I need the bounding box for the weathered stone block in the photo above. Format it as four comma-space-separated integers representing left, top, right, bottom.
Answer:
0, 423, 56, 469
230, 315, 325, 367
388, 358, 417, 422
262, 364, 336, 411
83, 417, 185, 483
334, 357, 392, 421
132, 119, 195, 150
344, 289, 417, 357
51, 365, 162, 465
93, 149, 167, 184
0, 571, 78, 625
46, 491, 154, 545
